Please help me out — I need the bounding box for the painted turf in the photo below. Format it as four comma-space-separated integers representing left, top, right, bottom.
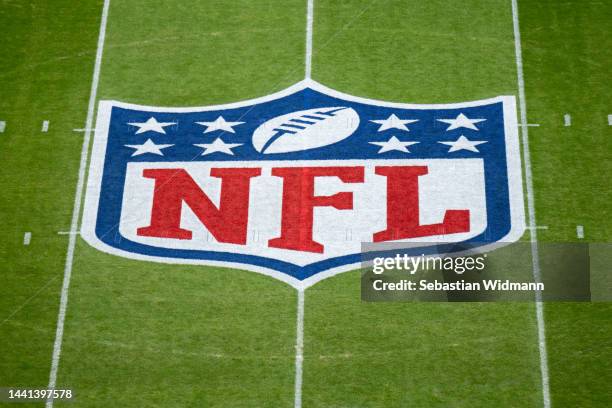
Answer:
0, 2, 606, 406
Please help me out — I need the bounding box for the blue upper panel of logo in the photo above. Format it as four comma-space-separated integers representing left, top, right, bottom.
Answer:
106, 86, 507, 163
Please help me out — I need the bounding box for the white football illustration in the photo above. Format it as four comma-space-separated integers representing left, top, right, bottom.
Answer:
252, 106, 360, 154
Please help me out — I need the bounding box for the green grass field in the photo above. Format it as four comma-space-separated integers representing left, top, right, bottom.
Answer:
1, 0, 610, 407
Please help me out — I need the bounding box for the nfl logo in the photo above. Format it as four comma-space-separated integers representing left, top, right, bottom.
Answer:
82, 80, 525, 288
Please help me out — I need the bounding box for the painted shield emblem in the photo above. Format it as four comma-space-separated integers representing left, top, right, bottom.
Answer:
82, 79, 525, 288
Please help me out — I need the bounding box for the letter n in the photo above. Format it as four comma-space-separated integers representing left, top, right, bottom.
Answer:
137, 168, 261, 244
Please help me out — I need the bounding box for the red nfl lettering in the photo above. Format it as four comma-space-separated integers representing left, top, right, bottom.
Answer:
136, 165, 470, 253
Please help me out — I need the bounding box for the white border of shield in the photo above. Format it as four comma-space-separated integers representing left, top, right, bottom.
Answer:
81, 79, 525, 289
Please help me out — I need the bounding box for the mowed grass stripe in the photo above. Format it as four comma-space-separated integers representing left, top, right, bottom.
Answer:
54, 1, 307, 407
0, 0, 103, 404
519, 0, 612, 406
303, 1, 542, 406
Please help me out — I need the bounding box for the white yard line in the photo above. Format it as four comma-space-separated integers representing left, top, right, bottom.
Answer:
576, 225, 584, 239
305, 0, 314, 79
23, 232, 32, 245
0, 121, 5, 133
294, 289, 305, 408
608, 114, 612, 126
42, 120, 50, 132
45, 0, 111, 406
294, 2, 314, 405
564, 114, 571, 127
511, 1, 551, 407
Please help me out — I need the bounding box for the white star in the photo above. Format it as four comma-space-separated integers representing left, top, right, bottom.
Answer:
124, 139, 174, 156
369, 136, 419, 153
194, 138, 243, 156
127, 117, 176, 134
439, 135, 487, 153
196, 116, 245, 134
370, 114, 418, 132
437, 113, 486, 131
